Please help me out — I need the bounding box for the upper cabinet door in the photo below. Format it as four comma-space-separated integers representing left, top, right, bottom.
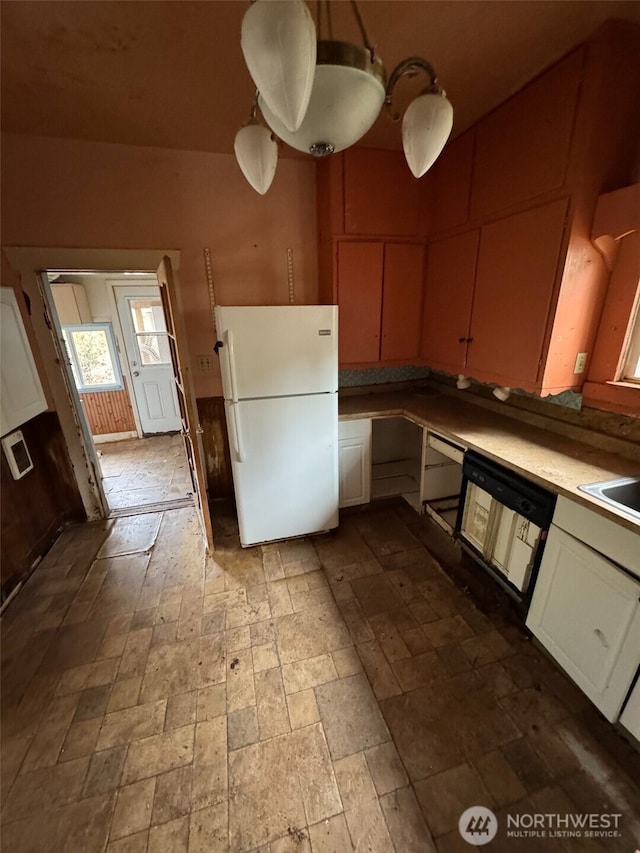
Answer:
337, 241, 384, 364
381, 244, 425, 362
429, 131, 474, 236
343, 149, 420, 237
466, 198, 569, 389
421, 230, 479, 372
470, 50, 583, 220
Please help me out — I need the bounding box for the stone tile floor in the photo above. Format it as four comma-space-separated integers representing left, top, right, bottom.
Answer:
1, 499, 639, 852
98, 435, 193, 511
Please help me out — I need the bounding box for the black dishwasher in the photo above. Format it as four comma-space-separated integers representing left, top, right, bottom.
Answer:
458, 451, 557, 607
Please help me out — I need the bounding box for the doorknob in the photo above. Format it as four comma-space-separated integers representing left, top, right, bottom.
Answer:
132, 371, 140, 377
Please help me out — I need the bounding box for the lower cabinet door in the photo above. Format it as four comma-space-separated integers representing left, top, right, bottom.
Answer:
338, 419, 371, 508
526, 524, 640, 721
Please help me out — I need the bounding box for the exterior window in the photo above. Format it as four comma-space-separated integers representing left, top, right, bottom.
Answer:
62, 323, 124, 392
618, 284, 640, 383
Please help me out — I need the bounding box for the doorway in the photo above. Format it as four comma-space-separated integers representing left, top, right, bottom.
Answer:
44, 269, 193, 516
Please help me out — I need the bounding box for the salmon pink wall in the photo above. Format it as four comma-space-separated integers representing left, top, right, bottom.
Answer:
1, 133, 318, 397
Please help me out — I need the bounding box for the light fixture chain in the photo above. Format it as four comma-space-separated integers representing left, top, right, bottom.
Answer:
350, 0, 375, 59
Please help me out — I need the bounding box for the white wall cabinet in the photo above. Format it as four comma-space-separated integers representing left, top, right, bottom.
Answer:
50, 283, 92, 325
526, 523, 640, 721
338, 418, 371, 508
1, 287, 48, 436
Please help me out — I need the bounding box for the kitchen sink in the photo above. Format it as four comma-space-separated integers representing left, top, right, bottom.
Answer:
578, 476, 640, 521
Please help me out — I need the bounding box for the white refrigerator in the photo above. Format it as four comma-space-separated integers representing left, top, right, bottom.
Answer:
215, 305, 339, 547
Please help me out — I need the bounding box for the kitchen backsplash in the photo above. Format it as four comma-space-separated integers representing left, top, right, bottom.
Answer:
339, 366, 432, 387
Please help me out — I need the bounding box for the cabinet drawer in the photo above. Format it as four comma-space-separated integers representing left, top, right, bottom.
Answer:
339, 418, 371, 440
426, 433, 465, 464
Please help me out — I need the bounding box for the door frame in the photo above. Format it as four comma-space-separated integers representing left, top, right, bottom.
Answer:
4, 249, 213, 547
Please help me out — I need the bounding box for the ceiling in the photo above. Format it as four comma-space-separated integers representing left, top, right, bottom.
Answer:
2, 0, 640, 158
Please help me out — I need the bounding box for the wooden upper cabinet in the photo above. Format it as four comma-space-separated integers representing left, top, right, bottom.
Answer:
466, 198, 569, 389
470, 50, 583, 220
343, 149, 420, 237
429, 131, 474, 236
337, 241, 384, 364
381, 244, 425, 361
421, 230, 479, 372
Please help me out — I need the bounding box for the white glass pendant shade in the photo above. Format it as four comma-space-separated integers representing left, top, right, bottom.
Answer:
234, 124, 278, 195
259, 42, 386, 156
241, 0, 316, 134
402, 92, 454, 178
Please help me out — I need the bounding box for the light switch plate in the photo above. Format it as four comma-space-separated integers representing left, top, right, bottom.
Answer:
573, 352, 587, 374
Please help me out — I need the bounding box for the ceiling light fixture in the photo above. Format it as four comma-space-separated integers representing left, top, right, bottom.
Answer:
235, 0, 453, 192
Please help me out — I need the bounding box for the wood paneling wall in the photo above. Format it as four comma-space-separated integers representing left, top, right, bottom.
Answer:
1, 411, 85, 602
196, 396, 233, 499
80, 386, 136, 435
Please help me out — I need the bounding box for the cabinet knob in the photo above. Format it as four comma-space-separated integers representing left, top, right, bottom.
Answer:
466, 337, 474, 343
458, 337, 466, 343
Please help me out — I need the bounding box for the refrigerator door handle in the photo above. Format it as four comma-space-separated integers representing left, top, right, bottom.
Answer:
230, 402, 246, 463
226, 329, 240, 404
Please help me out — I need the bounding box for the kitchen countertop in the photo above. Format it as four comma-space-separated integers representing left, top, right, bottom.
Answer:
338, 388, 640, 534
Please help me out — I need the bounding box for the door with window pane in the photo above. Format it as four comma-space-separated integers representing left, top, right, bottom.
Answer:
114, 285, 182, 434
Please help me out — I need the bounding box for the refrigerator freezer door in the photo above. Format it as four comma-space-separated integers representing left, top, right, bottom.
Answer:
216, 306, 338, 399
225, 393, 338, 546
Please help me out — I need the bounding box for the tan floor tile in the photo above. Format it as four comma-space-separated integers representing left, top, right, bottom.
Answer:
255, 668, 290, 740
58, 790, 118, 853
315, 674, 390, 761
334, 751, 377, 811
228, 733, 305, 850
148, 815, 188, 853
402, 627, 433, 656
292, 722, 342, 825
474, 749, 527, 806
337, 599, 375, 644
275, 605, 350, 665
252, 641, 280, 672
391, 650, 447, 693
380, 786, 437, 852
107, 829, 149, 852
118, 628, 153, 680
196, 684, 226, 721
150, 620, 178, 647
197, 634, 227, 687
263, 544, 285, 581
281, 654, 339, 694
331, 646, 363, 678
270, 830, 312, 852
122, 723, 194, 784
308, 813, 353, 853
286, 689, 320, 730
111, 777, 156, 840
192, 717, 228, 812
226, 600, 271, 629
98, 514, 162, 558
108, 677, 142, 713
83, 746, 127, 797
365, 740, 409, 795
97, 633, 128, 661
228, 705, 260, 750
344, 798, 394, 852
268, 579, 294, 617
422, 616, 475, 649
151, 764, 192, 824
96, 699, 166, 751
228, 625, 253, 649
226, 669, 256, 713
74, 684, 111, 721
356, 640, 403, 700
20, 693, 78, 772
60, 717, 102, 761
414, 762, 494, 838
139, 639, 198, 703
189, 802, 228, 853
250, 621, 276, 646
290, 586, 334, 612
165, 690, 197, 730
1, 756, 90, 823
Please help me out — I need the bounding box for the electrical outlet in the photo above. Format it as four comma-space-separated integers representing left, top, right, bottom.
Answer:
574, 352, 587, 374
197, 355, 212, 370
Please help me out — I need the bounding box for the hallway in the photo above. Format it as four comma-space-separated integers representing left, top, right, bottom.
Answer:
1, 501, 639, 851
98, 435, 193, 513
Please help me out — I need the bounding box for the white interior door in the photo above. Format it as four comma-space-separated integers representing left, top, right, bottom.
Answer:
114, 284, 181, 434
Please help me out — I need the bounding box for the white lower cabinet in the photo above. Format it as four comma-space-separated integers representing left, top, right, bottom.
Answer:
526, 523, 640, 722
338, 418, 371, 508
619, 679, 640, 740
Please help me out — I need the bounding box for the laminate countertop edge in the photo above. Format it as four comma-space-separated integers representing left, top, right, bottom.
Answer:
338, 390, 640, 535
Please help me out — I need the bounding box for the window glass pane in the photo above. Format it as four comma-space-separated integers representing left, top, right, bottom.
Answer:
136, 333, 172, 365
61, 323, 123, 392
129, 298, 167, 334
